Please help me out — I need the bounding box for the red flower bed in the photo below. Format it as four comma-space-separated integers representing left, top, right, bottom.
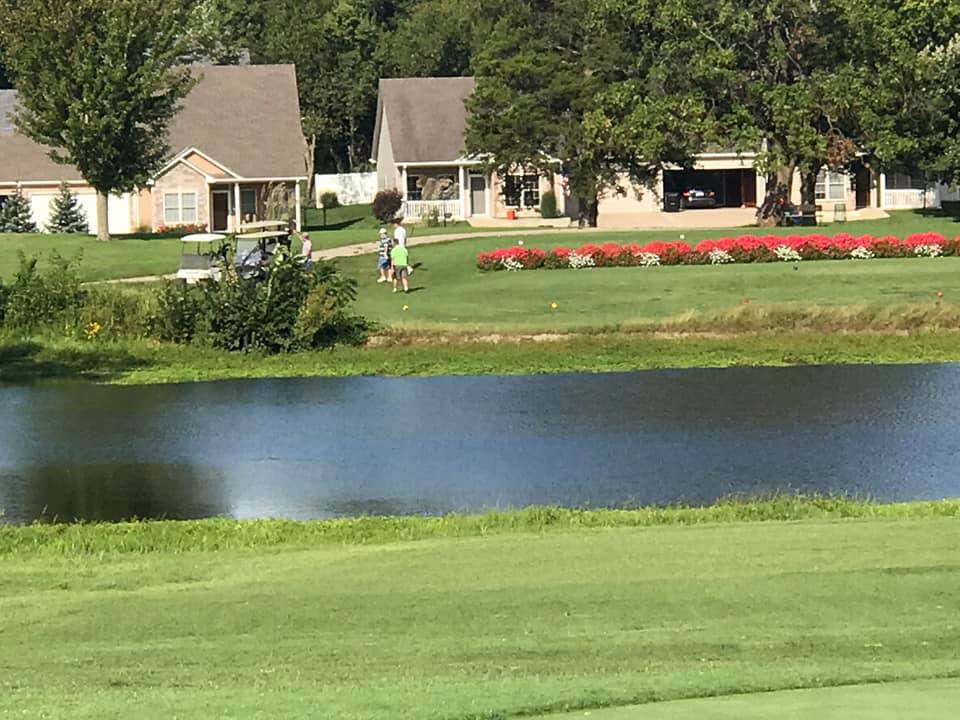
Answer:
476, 233, 960, 271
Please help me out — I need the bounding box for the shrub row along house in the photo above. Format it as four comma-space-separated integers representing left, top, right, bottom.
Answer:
373, 77, 960, 228
0, 65, 309, 234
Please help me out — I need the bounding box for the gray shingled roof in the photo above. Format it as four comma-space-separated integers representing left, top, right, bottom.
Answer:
0, 65, 307, 183
373, 77, 475, 164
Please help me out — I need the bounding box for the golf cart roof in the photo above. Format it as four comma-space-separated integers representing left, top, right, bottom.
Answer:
236, 230, 288, 240
239, 220, 288, 231
180, 233, 227, 243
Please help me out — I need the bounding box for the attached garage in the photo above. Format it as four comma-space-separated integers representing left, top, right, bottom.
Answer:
663, 169, 757, 208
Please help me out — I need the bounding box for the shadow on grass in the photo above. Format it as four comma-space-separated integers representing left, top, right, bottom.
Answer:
0, 339, 151, 385
912, 208, 960, 222
304, 218, 368, 232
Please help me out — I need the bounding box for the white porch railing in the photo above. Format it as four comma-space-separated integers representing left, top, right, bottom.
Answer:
883, 188, 938, 209
403, 199, 462, 220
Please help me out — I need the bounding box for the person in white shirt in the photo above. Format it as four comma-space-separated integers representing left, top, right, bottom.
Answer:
300, 232, 313, 268
393, 218, 413, 275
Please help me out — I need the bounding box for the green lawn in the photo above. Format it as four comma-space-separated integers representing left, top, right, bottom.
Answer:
2, 515, 959, 719
541, 678, 960, 719
3, 209, 956, 283
0, 232, 182, 282
342, 249, 960, 332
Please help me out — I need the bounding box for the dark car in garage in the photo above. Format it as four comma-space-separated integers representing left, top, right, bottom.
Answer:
681, 187, 717, 209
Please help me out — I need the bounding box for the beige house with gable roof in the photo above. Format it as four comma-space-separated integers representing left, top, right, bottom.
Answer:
373, 76, 959, 228
0, 64, 308, 233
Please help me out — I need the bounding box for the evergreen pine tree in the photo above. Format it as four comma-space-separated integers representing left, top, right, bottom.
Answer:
0, 189, 38, 233
46, 182, 89, 233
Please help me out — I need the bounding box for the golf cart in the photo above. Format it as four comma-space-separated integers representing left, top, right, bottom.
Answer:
233, 220, 292, 280
176, 233, 228, 282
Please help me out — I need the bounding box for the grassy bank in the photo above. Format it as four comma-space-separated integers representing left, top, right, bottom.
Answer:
1, 503, 959, 718
6, 327, 960, 385
4, 497, 960, 555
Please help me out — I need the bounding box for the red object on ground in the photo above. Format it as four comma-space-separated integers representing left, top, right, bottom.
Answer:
506, 209, 517, 220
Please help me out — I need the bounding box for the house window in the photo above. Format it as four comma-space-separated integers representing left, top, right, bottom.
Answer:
163, 193, 180, 223
406, 175, 421, 201
504, 174, 540, 208
181, 193, 197, 223
887, 173, 926, 190
815, 170, 846, 201
164, 192, 197, 223
241, 188, 257, 219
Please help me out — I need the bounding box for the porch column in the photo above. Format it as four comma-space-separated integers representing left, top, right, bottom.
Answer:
878, 173, 886, 209
233, 182, 242, 231
400, 165, 408, 209
294, 181, 302, 230
486, 172, 494, 216
458, 164, 467, 219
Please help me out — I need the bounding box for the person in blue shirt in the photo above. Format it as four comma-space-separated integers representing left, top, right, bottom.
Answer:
376, 227, 391, 283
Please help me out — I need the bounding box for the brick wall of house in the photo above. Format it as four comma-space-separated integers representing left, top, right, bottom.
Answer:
152, 162, 208, 230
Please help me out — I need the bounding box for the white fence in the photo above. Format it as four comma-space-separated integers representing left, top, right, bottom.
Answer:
314, 172, 377, 206
403, 199, 462, 220
883, 188, 939, 209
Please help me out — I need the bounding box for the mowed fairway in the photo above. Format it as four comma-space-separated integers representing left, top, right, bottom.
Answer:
342, 241, 960, 331
2, 518, 959, 719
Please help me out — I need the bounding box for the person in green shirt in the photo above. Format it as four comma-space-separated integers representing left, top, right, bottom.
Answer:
390, 240, 410, 293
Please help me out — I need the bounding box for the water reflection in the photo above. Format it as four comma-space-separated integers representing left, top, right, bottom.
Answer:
2, 365, 960, 524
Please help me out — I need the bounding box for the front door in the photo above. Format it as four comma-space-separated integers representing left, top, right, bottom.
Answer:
212, 190, 229, 232
854, 166, 871, 209
741, 171, 757, 207
469, 175, 487, 216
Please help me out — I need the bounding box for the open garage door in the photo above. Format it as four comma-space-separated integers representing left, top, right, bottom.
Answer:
664, 169, 757, 208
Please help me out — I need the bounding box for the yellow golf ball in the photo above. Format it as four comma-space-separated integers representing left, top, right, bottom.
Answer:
518, 239, 524, 246
550, 302, 558, 309
402, 305, 409, 311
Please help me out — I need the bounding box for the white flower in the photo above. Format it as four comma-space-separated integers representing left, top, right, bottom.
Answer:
637, 252, 660, 267
914, 244, 943, 258
774, 245, 802, 262
500, 257, 524, 271
568, 252, 596, 269
708, 249, 734, 265
849, 246, 874, 260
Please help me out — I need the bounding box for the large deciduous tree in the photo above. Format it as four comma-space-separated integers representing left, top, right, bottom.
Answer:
465, 0, 619, 226
234, 0, 381, 180
466, 0, 712, 226
0, 0, 196, 241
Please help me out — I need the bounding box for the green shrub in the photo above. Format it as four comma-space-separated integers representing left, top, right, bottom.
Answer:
175, 249, 369, 353
539, 189, 559, 218
149, 280, 204, 344
372, 189, 404, 223
319, 191, 341, 209
2, 251, 85, 331
81, 287, 151, 339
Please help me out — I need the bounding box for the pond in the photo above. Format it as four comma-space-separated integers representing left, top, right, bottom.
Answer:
2, 365, 960, 525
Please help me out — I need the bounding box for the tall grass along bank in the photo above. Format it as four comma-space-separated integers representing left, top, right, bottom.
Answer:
5, 327, 960, 385
3, 497, 959, 556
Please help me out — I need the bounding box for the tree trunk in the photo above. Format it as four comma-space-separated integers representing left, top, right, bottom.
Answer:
756, 164, 795, 227
95, 190, 110, 241
578, 196, 599, 227
799, 167, 820, 208
305, 134, 317, 208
